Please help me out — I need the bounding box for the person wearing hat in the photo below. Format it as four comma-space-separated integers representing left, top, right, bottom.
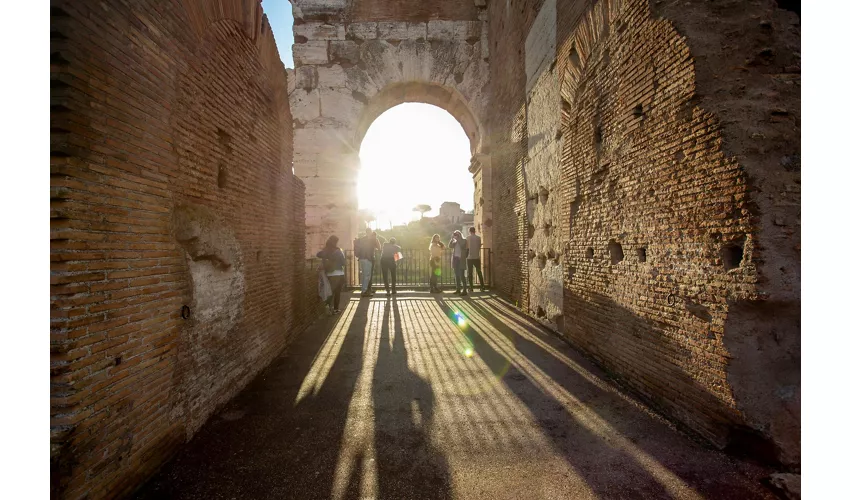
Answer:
448, 230, 469, 296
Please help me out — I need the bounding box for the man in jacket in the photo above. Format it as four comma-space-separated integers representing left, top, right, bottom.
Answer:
449, 230, 469, 296
466, 227, 485, 292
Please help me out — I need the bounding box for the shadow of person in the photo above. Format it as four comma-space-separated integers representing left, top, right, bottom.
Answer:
433, 296, 681, 499
460, 296, 771, 499
134, 295, 372, 500
371, 297, 453, 499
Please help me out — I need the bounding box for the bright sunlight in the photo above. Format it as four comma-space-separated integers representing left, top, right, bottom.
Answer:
357, 103, 473, 229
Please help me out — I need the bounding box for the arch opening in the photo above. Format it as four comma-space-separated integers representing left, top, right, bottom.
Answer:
357, 102, 473, 234
354, 82, 484, 156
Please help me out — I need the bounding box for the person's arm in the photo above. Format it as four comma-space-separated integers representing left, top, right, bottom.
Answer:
316, 250, 323, 259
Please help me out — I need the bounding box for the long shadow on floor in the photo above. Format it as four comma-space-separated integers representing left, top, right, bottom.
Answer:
135, 295, 371, 500
371, 298, 453, 499
436, 296, 770, 499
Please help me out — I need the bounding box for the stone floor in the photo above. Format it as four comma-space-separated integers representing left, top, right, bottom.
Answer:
136, 292, 774, 500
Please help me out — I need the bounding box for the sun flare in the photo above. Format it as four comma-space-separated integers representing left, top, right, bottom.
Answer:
357, 103, 473, 230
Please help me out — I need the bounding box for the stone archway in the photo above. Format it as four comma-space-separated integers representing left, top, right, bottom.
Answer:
288, 2, 491, 253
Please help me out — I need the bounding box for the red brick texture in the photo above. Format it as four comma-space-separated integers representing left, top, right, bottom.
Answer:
487, 0, 799, 468
50, 1, 318, 498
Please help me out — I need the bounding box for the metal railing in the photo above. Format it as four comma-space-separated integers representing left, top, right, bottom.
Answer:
342, 248, 492, 291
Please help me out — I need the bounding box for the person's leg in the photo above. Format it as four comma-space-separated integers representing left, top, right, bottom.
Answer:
382, 259, 390, 293
390, 263, 397, 293
330, 276, 343, 311
453, 258, 462, 293
475, 260, 484, 290
429, 258, 436, 292
467, 260, 474, 290
361, 259, 371, 293
460, 266, 468, 294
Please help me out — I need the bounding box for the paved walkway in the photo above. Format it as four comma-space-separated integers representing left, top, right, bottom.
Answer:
137, 293, 772, 500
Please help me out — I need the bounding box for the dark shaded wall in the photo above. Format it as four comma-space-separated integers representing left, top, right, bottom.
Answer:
50, 1, 318, 498
486, 0, 799, 468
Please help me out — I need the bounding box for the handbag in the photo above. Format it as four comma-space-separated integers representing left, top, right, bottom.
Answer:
394, 251, 403, 262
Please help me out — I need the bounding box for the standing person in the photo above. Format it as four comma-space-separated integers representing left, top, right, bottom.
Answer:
466, 227, 485, 292
317, 235, 346, 314
380, 237, 401, 295
366, 231, 385, 295
428, 234, 446, 293
449, 230, 469, 296
356, 232, 380, 297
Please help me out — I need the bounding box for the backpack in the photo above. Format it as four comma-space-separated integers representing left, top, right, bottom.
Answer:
321, 249, 337, 273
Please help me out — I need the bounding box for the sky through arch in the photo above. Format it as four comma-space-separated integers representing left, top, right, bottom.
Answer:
357, 103, 473, 230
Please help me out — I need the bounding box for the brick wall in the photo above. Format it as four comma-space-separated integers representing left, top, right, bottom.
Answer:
487, 0, 799, 468
50, 1, 319, 498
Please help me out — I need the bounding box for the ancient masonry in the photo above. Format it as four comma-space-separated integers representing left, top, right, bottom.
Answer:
50, 1, 320, 498
288, 0, 492, 252
50, 0, 799, 498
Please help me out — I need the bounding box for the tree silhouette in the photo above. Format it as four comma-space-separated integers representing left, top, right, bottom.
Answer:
413, 204, 432, 220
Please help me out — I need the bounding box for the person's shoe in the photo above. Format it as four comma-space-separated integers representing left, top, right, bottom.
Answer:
392, 290, 397, 295
453, 290, 461, 295
435, 289, 443, 293
460, 290, 468, 296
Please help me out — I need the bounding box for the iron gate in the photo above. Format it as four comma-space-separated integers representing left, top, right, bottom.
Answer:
342, 248, 492, 291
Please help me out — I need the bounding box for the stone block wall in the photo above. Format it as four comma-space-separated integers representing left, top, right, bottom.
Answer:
289, 0, 490, 255
487, 0, 800, 468
50, 1, 318, 498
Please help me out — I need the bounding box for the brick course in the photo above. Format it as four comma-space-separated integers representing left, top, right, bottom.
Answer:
50, 1, 319, 498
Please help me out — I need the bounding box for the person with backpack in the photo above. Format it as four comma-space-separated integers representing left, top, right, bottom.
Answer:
380, 237, 401, 295
317, 235, 346, 314
356, 232, 380, 297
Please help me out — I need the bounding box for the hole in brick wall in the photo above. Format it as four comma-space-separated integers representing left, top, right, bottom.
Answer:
674, 150, 685, 162
633, 103, 644, 118
568, 45, 580, 69
217, 162, 227, 189
586, 247, 594, 259
528, 224, 535, 238
536, 306, 546, 318
548, 250, 559, 265
114, 356, 122, 366
50, 52, 70, 65
527, 249, 536, 260
536, 253, 546, 268
561, 97, 572, 114
352, 91, 369, 104
538, 186, 549, 205
294, 35, 308, 43
256, 250, 262, 262
608, 241, 624, 265
776, 0, 800, 16
543, 222, 552, 237
568, 266, 576, 280
594, 125, 603, 150
721, 243, 744, 270
637, 247, 647, 262
454, 72, 464, 84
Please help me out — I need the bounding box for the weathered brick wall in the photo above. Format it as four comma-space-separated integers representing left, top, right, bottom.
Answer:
487, 0, 799, 468
50, 1, 317, 498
